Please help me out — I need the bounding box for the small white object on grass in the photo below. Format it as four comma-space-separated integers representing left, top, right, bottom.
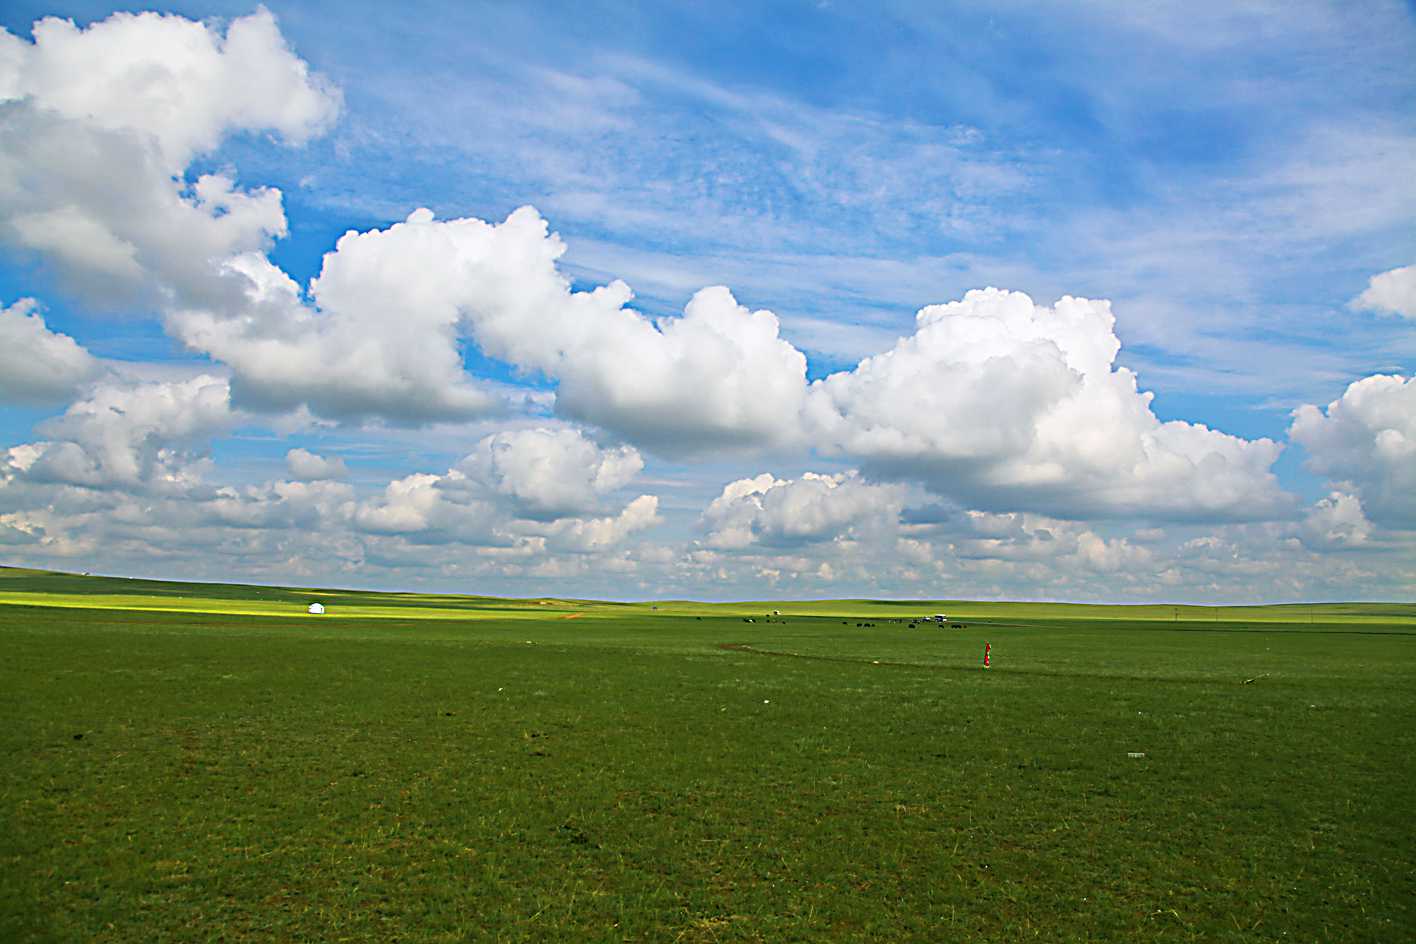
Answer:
764, 700, 769, 704
1128, 752, 1145, 759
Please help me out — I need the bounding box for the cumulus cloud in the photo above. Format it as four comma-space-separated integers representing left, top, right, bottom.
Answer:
805, 288, 1293, 521
0, 10, 336, 169
169, 249, 504, 424
0, 8, 1301, 522
1289, 374, 1416, 528
1351, 263, 1416, 319
683, 471, 942, 594
680, 469, 1201, 598
291, 207, 809, 448
1299, 490, 1375, 549
168, 203, 807, 432
0, 10, 339, 307
0, 298, 100, 403
158, 211, 1297, 518
285, 447, 347, 481
3, 438, 1412, 601
536, 494, 661, 553
457, 426, 641, 520
698, 471, 905, 550
0, 10, 505, 425
943, 510, 1153, 575
347, 467, 659, 554
350, 472, 467, 538
224, 209, 1288, 521
347, 425, 657, 551
15, 375, 234, 490
0, 400, 658, 581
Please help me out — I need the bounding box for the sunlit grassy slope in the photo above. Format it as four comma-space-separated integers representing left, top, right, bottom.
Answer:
3, 566, 1413, 943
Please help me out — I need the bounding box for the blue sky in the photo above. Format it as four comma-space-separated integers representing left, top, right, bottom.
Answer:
0, 1, 1413, 601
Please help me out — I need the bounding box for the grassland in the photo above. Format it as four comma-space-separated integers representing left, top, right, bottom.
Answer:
2, 566, 1413, 942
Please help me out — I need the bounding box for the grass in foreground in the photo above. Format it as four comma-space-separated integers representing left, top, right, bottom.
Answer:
1, 569, 1413, 942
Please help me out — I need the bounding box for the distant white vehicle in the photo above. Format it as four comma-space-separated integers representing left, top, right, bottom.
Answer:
934, 614, 947, 621
308, 603, 325, 615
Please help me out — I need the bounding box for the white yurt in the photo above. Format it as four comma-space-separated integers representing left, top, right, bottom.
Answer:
308, 603, 325, 615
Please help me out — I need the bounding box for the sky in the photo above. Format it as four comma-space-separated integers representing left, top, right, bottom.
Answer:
0, 1, 1413, 603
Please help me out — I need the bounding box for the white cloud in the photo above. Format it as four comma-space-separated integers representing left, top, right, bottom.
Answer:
549, 282, 809, 455
536, 494, 661, 553
285, 447, 347, 481
17, 375, 235, 490
203, 477, 354, 531
351, 472, 462, 537
0, 400, 661, 584
457, 426, 641, 520
170, 249, 503, 424
946, 510, 1154, 575
0, 298, 100, 403
8, 205, 145, 283
1352, 263, 1416, 319
292, 207, 809, 448
168, 205, 796, 431
5, 10, 337, 170
2, 443, 1412, 601
248, 213, 1291, 521
1289, 373, 1416, 528
679, 471, 1218, 599
0, 10, 338, 306
0, 9, 1344, 527
806, 288, 1293, 521
698, 471, 905, 550
346, 466, 661, 554
1299, 490, 1375, 549
346, 426, 658, 553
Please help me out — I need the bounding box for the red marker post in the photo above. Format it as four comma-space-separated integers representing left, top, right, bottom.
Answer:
983, 643, 991, 668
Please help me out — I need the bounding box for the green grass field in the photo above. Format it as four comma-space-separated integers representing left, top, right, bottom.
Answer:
2, 566, 1413, 942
